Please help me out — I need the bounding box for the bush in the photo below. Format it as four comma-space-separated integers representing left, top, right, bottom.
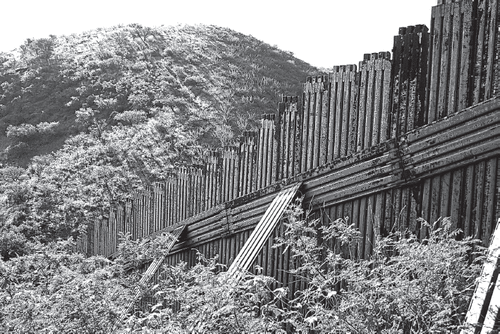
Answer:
5, 122, 59, 141
5, 124, 37, 140
272, 203, 483, 333
116, 204, 482, 333
0, 240, 130, 333
0, 206, 483, 333
119, 254, 285, 334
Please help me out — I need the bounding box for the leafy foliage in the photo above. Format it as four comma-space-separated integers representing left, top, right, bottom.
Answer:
6, 122, 59, 141
122, 255, 285, 334
0, 209, 483, 333
272, 204, 483, 333
0, 239, 128, 333
0, 99, 197, 254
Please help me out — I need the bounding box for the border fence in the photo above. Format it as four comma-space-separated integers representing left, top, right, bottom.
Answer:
79, 0, 500, 298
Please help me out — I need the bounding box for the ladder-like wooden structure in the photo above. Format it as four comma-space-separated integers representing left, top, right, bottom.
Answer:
114, 224, 185, 329
226, 183, 301, 283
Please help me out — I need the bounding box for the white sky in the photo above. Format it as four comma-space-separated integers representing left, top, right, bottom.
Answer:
0, 0, 437, 69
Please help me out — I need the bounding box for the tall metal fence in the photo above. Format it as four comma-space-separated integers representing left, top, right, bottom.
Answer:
80, 0, 500, 290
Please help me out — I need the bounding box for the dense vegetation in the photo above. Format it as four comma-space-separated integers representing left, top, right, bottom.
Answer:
0, 204, 483, 333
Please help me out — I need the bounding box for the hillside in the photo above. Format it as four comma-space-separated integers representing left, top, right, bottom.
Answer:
0, 24, 318, 254
0, 24, 318, 166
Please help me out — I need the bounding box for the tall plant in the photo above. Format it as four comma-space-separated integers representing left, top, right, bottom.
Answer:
274, 201, 483, 333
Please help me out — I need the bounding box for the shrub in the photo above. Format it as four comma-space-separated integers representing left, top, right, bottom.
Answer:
0, 240, 130, 333
273, 203, 483, 333
120, 254, 285, 333
0, 206, 482, 333
5, 122, 59, 141
116, 204, 482, 333
5, 124, 37, 140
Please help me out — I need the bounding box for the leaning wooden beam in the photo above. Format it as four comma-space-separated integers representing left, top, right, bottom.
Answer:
481, 262, 500, 334
461, 218, 500, 334
114, 224, 186, 330
226, 182, 301, 283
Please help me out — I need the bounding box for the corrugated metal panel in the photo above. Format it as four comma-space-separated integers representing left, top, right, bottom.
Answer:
226, 183, 301, 283
116, 224, 185, 327
462, 218, 500, 334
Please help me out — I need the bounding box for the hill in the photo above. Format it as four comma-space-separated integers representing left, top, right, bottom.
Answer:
0, 24, 318, 166
0, 24, 319, 253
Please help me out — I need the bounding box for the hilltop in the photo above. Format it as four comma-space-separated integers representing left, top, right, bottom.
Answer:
0, 24, 318, 166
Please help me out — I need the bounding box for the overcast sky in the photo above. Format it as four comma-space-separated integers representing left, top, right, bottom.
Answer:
1, 0, 437, 68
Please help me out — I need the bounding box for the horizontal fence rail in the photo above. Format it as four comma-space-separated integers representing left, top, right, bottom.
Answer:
79, 0, 500, 301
